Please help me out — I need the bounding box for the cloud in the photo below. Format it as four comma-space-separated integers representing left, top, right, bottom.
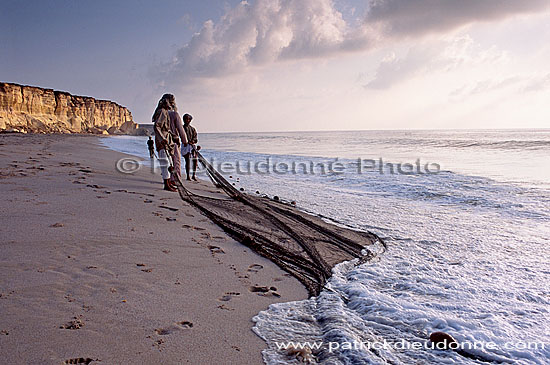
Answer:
365, 0, 550, 38
447, 72, 550, 100
365, 45, 439, 89
449, 77, 523, 99
521, 72, 550, 92
365, 35, 509, 89
178, 13, 194, 30
156, 0, 550, 87
158, 0, 363, 86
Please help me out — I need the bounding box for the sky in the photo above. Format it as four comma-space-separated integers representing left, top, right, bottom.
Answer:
2, 0, 550, 132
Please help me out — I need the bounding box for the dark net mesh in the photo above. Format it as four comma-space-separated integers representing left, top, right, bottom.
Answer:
175, 152, 383, 296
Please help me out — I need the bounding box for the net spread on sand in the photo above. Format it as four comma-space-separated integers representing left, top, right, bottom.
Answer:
175, 152, 382, 296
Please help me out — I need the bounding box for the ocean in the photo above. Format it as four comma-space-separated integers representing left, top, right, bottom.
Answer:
101, 129, 550, 364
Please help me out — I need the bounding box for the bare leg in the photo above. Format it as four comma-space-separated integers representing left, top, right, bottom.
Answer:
192, 152, 198, 180
183, 153, 191, 180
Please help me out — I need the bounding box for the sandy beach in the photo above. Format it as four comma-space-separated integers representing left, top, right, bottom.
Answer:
0, 134, 307, 364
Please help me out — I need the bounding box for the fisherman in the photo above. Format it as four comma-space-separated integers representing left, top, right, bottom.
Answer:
182, 113, 198, 181
147, 136, 155, 158
152, 94, 178, 192
167, 97, 187, 184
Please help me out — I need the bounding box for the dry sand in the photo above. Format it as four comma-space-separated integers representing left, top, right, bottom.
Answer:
0, 134, 307, 364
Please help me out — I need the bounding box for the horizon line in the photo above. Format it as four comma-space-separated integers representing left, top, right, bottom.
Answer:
136, 125, 550, 134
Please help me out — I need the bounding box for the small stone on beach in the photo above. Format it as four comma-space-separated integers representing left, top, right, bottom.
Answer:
429, 331, 458, 350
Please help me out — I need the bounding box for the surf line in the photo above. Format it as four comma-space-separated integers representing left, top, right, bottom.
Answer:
169, 152, 506, 364
172, 150, 384, 296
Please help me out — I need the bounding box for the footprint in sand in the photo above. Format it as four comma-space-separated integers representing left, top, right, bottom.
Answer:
159, 205, 179, 212
60, 162, 80, 167
247, 264, 264, 273
64, 294, 75, 303
176, 321, 193, 329
82, 305, 93, 312
218, 292, 240, 302
249, 286, 271, 293
137, 264, 152, 272
59, 316, 84, 330
217, 304, 234, 311
63, 358, 99, 364
155, 321, 193, 335
86, 184, 104, 189
152, 338, 165, 350
249, 286, 281, 297
208, 245, 225, 254
154, 328, 173, 335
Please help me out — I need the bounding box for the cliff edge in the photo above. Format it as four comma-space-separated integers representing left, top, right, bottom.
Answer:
0, 82, 138, 134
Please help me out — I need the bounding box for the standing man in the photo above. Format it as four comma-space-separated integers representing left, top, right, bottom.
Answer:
147, 136, 155, 158
152, 94, 177, 192
182, 113, 198, 181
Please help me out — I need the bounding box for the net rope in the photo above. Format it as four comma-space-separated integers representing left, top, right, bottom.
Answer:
174, 151, 384, 296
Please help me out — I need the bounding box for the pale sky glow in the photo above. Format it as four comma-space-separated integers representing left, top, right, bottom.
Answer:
2, 0, 550, 132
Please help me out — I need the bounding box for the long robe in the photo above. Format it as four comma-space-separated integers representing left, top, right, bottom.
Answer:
168, 110, 187, 183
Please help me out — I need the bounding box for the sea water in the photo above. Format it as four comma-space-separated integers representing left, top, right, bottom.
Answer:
101, 130, 550, 364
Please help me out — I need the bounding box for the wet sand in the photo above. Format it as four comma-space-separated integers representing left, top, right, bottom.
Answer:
0, 134, 307, 364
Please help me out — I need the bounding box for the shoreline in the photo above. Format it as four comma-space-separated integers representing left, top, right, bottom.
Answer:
0, 134, 307, 364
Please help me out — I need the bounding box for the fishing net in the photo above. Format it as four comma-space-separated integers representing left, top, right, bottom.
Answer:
175, 151, 383, 296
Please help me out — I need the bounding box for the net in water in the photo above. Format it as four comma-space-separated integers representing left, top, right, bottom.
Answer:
175, 152, 383, 296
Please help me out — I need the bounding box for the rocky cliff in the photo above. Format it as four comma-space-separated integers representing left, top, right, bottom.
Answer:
0, 82, 137, 134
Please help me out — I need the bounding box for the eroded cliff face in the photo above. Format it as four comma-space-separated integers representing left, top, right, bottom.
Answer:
0, 82, 137, 134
